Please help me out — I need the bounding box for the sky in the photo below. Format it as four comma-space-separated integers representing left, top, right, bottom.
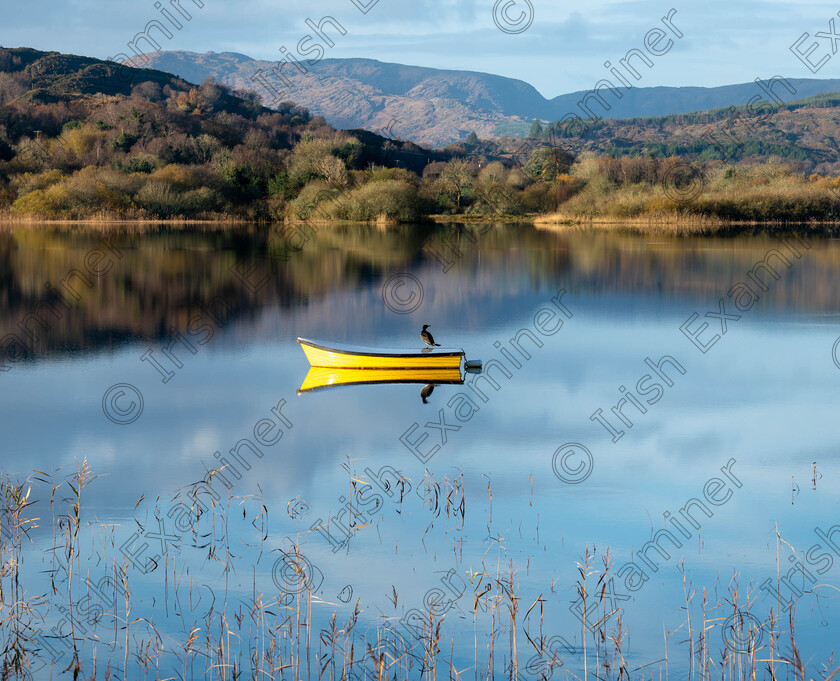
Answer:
4, 0, 840, 96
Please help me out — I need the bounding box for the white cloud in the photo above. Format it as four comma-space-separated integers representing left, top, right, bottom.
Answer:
5, 0, 840, 95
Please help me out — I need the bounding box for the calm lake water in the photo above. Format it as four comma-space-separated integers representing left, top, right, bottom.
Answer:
1, 221, 839, 680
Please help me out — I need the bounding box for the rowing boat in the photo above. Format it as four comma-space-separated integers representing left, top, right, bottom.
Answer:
298, 367, 464, 394
297, 337, 465, 369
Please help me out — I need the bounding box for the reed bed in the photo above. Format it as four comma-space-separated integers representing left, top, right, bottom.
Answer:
0, 464, 835, 681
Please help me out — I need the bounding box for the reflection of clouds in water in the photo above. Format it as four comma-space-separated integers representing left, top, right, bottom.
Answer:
184, 427, 224, 461
68, 436, 118, 465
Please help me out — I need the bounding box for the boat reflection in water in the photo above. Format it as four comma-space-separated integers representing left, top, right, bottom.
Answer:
297, 367, 464, 400
296, 337, 483, 400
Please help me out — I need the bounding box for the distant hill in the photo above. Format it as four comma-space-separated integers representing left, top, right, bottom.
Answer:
138, 50, 840, 147
137, 51, 539, 148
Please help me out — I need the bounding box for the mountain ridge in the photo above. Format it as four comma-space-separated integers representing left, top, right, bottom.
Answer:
137, 50, 840, 147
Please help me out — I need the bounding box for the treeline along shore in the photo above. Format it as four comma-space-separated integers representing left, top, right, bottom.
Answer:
2, 47, 840, 227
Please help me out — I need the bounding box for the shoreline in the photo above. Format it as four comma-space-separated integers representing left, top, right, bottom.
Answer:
532, 213, 840, 235
2, 212, 840, 234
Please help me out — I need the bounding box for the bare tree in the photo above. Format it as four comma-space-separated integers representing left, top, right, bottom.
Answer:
436, 159, 474, 210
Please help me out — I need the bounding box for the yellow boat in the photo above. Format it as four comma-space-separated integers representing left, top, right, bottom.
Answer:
297, 337, 465, 370
298, 367, 464, 394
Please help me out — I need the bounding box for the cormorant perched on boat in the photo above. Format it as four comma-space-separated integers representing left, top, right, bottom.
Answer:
420, 384, 435, 403
421, 325, 440, 348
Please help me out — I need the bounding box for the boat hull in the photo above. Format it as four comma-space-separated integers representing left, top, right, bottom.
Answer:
297, 338, 464, 369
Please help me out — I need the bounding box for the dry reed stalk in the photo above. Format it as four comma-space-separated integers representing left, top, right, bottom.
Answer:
574, 546, 595, 680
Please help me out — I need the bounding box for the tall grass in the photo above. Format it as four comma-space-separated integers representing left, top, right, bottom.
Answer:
537, 162, 840, 227
0, 464, 836, 681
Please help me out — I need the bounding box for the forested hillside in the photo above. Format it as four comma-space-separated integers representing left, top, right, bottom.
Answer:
3, 46, 840, 223
0, 47, 446, 220
530, 90, 840, 174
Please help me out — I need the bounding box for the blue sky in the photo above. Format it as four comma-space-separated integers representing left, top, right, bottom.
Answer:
5, 0, 840, 96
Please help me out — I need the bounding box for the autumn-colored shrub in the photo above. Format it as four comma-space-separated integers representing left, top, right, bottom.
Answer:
180, 187, 223, 214
337, 180, 421, 222
291, 181, 342, 220
286, 135, 360, 185
134, 181, 180, 217
12, 185, 73, 217
150, 164, 204, 190
368, 166, 419, 186
11, 169, 132, 217
12, 169, 64, 195
60, 125, 107, 163
135, 180, 224, 217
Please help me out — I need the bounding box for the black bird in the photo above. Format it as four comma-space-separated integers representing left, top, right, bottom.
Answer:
420, 384, 435, 404
421, 324, 440, 348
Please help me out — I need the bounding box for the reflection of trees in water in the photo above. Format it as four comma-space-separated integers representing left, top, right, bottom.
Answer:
0, 223, 836, 363
0, 233, 23, 309
548, 229, 834, 311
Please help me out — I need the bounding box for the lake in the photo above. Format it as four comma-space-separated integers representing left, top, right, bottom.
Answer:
1, 221, 838, 680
